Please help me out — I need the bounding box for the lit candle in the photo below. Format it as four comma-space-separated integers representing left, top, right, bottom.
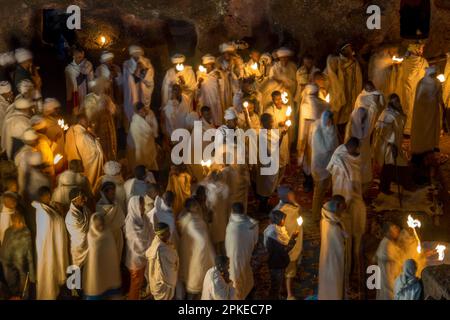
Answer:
325, 94, 330, 103
100, 36, 106, 46
436, 244, 446, 261
251, 62, 258, 70
286, 120, 292, 127
58, 119, 69, 131
296, 216, 303, 226
243, 101, 249, 109
281, 91, 289, 104
54, 154, 63, 165
392, 55, 404, 63
407, 215, 422, 254
286, 106, 292, 117
437, 74, 446, 83
176, 63, 185, 72
198, 65, 207, 73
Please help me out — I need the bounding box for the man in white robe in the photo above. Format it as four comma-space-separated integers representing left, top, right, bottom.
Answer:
95, 51, 122, 102
0, 81, 14, 143
243, 49, 262, 80
146, 222, 179, 300
267, 48, 297, 103
224, 202, 258, 300
65, 46, 94, 114
376, 222, 403, 300
318, 196, 348, 300
197, 54, 223, 127
295, 54, 320, 103
93, 160, 127, 214
327, 137, 367, 277
162, 84, 191, 141
1, 98, 33, 159
65, 188, 90, 267
311, 110, 339, 222
65, 114, 104, 188
161, 53, 196, 109
41, 98, 65, 173
147, 192, 178, 246
127, 102, 159, 171
14, 129, 39, 197
124, 165, 154, 204
217, 42, 243, 107
178, 198, 215, 299
201, 255, 237, 300
33, 186, 69, 300
123, 45, 154, 123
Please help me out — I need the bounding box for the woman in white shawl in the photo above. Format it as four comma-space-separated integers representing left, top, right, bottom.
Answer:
161, 84, 191, 141
124, 196, 152, 300
311, 110, 339, 221
93, 161, 127, 214
96, 182, 125, 264
201, 255, 237, 300
32, 188, 69, 300
147, 192, 178, 246
83, 213, 122, 300
127, 102, 159, 171
394, 259, 422, 300
178, 198, 215, 299
324, 55, 346, 125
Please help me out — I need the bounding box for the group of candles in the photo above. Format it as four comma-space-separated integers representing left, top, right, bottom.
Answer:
407, 215, 446, 261
392, 56, 446, 83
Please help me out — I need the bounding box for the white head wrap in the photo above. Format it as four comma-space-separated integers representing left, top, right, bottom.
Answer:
202, 54, 216, 65
17, 79, 34, 94
0, 52, 16, 66
43, 98, 61, 114
276, 47, 293, 58
171, 53, 186, 64
129, 45, 144, 56
104, 161, 122, 176
15, 98, 32, 110
100, 51, 114, 63
219, 42, 236, 53
304, 83, 319, 95
22, 129, 38, 142
14, 48, 33, 64
28, 152, 43, 166
224, 107, 237, 121
0, 81, 12, 94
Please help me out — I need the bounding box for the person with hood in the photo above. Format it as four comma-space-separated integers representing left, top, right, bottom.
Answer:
394, 259, 422, 300
124, 196, 152, 300
93, 161, 127, 214
147, 191, 178, 246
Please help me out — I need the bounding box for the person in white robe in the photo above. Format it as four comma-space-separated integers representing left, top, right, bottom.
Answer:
394, 259, 422, 300
162, 83, 191, 141
243, 49, 263, 80
318, 196, 348, 300
375, 221, 403, 300
201, 255, 237, 300
144, 183, 159, 213
124, 196, 152, 300
127, 101, 159, 171
327, 138, 367, 277
93, 161, 127, 214
123, 45, 154, 123
0, 192, 18, 245
161, 53, 196, 109
65, 46, 94, 114
147, 192, 178, 246
18, 150, 51, 202
14, 129, 39, 198
297, 84, 329, 192
217, 42, 243, 107
396, 43, 429, 133
294, 54, 320, 103
367, 45, 399, 98
83, 212, 122, 300
411, 66, 444, 155
224, 202, 258, 300
32, 187, 69, 300
233, 77, 263, 115
146, 222, 179, 300
354, 82, 386, 137
41, 98, 65, 173
95, 51, 123, 102
178, 198, 215, 299
1, 98, 33, 160
311, 110, 339, 221
65, 188, 90, 267
124, 165, 155, 204
96, 182, 125, 264
197, 54, 223, 127
267, 48, 297, 102
0, 81, 14, 142
65, 114, 105, 188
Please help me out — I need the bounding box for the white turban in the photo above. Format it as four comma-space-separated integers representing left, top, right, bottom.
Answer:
22, 129, 38, 142
17, 79, 34, 94
224, 107, 237, 121
0, 52, 15, 67
28, 152, 43, 166
100, 51, 114, 63
425, 66, 437, 76
104, 161, 122, 176
219, 42, 236, 53
0, 81, 11, 94
202, 54, 216, 65
15, 98, 32, 110
171, 54, 186, 64
43, 98, 61, 114
129, 45, 144, 56
304, 83, 319, 95
276, 47, 293, 58
14, 48, 33, 64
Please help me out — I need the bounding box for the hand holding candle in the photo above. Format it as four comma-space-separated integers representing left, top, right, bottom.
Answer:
392, 56, 404, 63
198, 65, 207, 73
176, 63, 185, 72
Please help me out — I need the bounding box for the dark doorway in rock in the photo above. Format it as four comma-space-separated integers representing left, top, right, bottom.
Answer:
42, 9, 77, 61
166, 19, 197, 58
400, 0, 431, 39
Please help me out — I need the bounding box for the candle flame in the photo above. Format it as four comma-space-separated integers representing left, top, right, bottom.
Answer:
199, 65, 207, 73
281, 91, 289, 104
392, 56, 404, 63
251, 62, 258, 70
243, 101, 249, 108
58, 119, 69, 131
325, 94, 330, 103
286, 120, 292, 127
437, 74, 446, 83
54, 154, 63, 165
100, 36, 106, 46
176, 63, 185, 72
297, 216, 303, 226
436, 244, 446, 261
407, 215, 422, 254
286, 106, 292, 117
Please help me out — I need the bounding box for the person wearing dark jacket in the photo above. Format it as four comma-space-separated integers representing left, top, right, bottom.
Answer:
263, 210, 299, 300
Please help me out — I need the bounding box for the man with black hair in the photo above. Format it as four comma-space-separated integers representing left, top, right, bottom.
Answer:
201, 255, 237, 300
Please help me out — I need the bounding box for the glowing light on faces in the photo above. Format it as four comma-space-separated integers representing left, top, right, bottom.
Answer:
437, 74, 446, 83
325, 94, 330, 103
176, 64, 185, 72
436, 245, 446, 261
392, 56, 404, 63
54, 154, 63, 165
407, 215, 422, 254
297, 216, 303, 226
198, 65, 207, 73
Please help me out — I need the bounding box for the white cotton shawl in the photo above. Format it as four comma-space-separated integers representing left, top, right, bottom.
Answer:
127, 113, 158, 170
65, 202, 90, 267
